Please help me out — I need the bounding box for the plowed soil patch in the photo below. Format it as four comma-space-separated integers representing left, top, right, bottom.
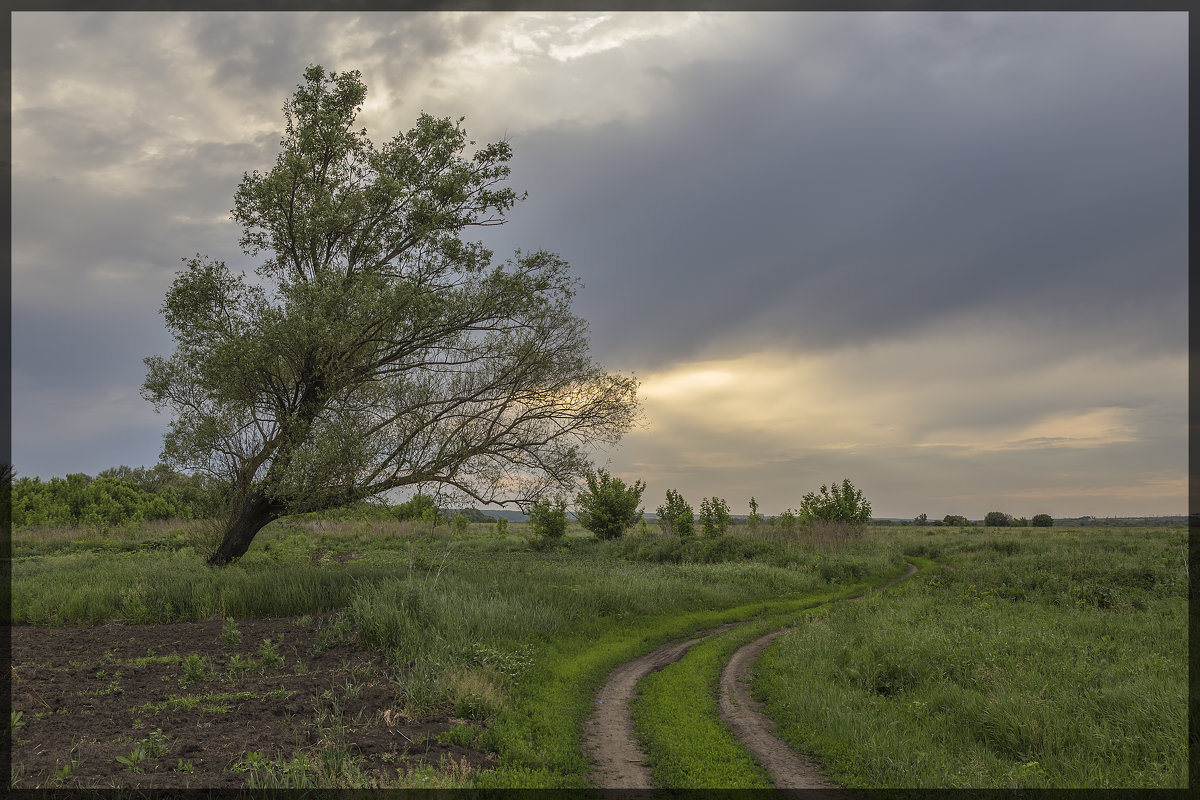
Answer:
9, 615, 493, 790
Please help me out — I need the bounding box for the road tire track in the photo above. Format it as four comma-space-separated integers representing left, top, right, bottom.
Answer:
717, 563, 919, 791
583, 563, 920, 790
583, 623, 736, 789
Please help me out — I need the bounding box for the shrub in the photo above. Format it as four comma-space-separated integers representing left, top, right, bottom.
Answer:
575, 469, 646, 540
527, 496, 568, 539
798, 479, 872, 526
496, 516, 509, 536
1031, 514, 1054, 528
394, 494, 438, 523
943, 514, 971, 527
984, 511, 1011, 527
656, 489, 694, 538
698, 496, 732, 538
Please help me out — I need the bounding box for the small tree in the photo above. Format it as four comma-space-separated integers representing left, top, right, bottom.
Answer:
656, 489, 694, 538
1031, 513, 1054, 528
984, 511, 1011, 527
395, 494, 438, 522
943, 514, 971, 527
913, 513, 928, 525
776, 508, 799, 539
798, 479, 872, 526
574, 469, 646, 540
699, 496, 732, 537
451, 513, 470, 536
747, 496, 762, 533
528, 495, 568, 539
495, 515, 509, 536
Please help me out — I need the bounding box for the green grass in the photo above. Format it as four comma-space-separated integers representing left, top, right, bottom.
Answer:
753, 527, 1187, 788
633, 619, 778, 788
10, 518, 1185, 789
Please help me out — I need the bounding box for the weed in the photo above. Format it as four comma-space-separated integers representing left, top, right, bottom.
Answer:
51, 757, 77, 785
9, 711, 24, 734
226, 653, 255, 679
115, 746, 147, 773
220, 616, 243, 647
174, 758, 194, 773
142, 728, 171, 757
181, 654, 210, 684
257, 637, 284, 669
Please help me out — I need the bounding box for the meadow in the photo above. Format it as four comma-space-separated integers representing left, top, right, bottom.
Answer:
6, 514, 1189, 790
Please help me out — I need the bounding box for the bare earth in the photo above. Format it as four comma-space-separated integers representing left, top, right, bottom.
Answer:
582, 624, 736, 789
585, 563, 919, 790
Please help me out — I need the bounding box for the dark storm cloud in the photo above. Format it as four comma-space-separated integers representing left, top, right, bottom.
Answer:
477, 13, 1186, 370
10, 11, 1186, 514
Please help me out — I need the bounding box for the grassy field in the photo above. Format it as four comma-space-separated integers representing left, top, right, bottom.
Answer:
754, 526, 1188, 788
7, 517, 1189, 789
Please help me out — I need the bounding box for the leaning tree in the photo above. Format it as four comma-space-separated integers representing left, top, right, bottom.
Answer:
142, 66, 640, 565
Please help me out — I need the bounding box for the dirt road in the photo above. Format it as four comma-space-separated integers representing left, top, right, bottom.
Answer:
583, 563, 919, 790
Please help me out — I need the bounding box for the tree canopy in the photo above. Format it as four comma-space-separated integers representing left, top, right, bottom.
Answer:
142, 65, 639, 564
574, 468, 645, 540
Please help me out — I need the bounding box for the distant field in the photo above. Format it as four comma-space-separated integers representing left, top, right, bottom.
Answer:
7, 518, 1188, 790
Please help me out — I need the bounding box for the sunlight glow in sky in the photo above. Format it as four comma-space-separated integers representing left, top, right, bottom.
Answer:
10, 11, 1186, 519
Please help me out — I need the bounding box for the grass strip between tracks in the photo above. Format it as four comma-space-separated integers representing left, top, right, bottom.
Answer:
469, 562, 915, 789
628, 559, 925, 789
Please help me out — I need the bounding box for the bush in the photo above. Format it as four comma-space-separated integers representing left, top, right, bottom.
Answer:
943, 514, 971, 527
984, 511, 1011, 527
655, 489, 694, 538
698, 496, 732, 538
1031, 514, 1054, 528
527, 496, 568, 539
575, 469, 646, 541
394, 494, 438, 523
798, 479, 872, 526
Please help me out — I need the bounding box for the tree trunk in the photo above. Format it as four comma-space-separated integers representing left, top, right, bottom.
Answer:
207, 491, 284, 566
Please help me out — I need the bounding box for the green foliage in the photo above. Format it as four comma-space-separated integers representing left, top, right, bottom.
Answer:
755, 529, 1187, 788
984, 511, 1012, 527
698, 496, 732, 538
10, 470, 215, 529
496, 516, 509, 537
747, 496, 761, 532
798, 479, 872, 526
656, 489, 694, 538
451, 513, 470, 536
527, 496, 568, 539
1031, 514, 1054, 528
181, 654, 211, 684
393, 494, 438, 523
574, 469, 646, 540
633, 621, 777, 789
943, 514, 971, 527
220, 617, 243, 648
775, 508, 800, 538
141, 64, 639, 564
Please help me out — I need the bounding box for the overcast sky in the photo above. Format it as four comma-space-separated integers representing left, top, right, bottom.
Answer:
11, 11, 1187, 518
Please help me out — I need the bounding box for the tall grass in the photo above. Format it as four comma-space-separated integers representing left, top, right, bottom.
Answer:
753, 526, 1187, 788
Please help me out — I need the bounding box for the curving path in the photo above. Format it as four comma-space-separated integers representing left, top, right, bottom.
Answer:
583, 562, 920, 791
583, 623, 736, 788
717, 562, 918, 792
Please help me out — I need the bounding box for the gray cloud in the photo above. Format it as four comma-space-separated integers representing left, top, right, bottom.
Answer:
480, 13, 1186, 370
10, 12, 1186, 516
